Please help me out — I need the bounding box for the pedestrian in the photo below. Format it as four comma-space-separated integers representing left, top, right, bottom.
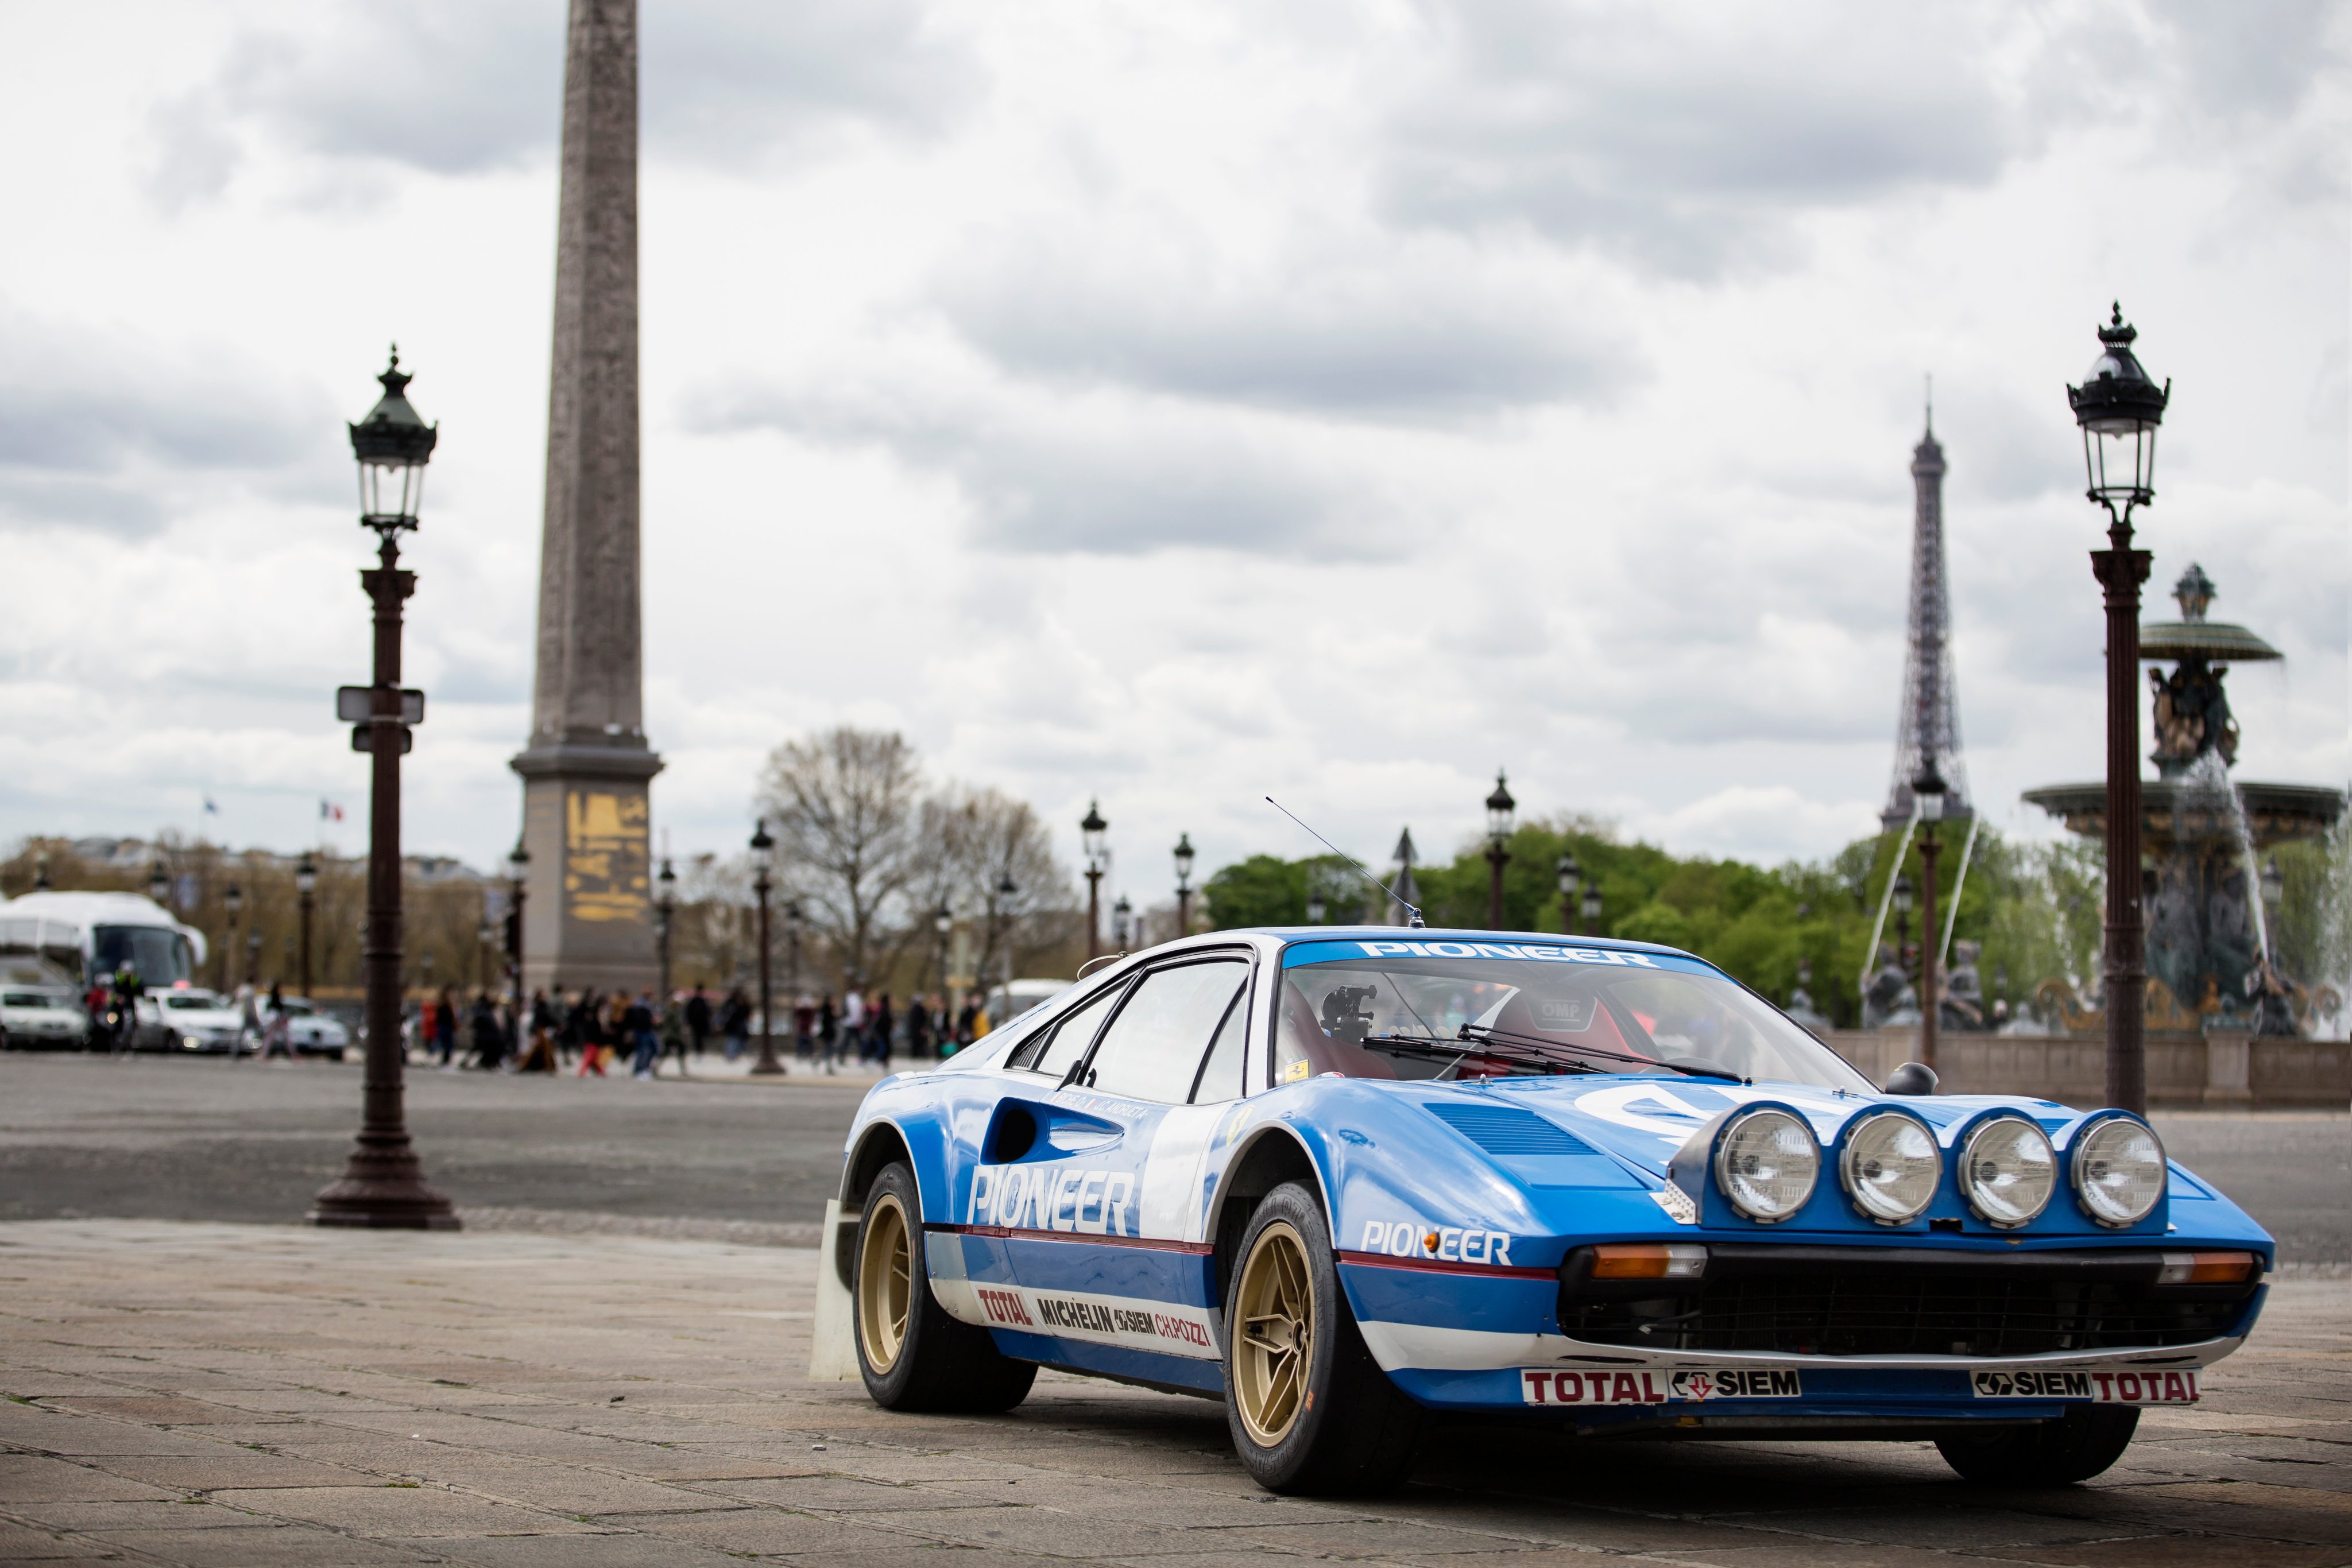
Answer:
685, 985, 711, 1059
109, 964, 144, 1057
235, 981, 263, 1059
870, 992, 893, 1069
954, 991, 980, 1051
469, 992, 505, 1070
905, 993, 932, 1059
792, 993, 815, 1063
433, 987, 458, 1068
626, 990, 657, 1078
659, 996, 690, 1078
576, 997, 607, 1077
718, 987, 749, 1062
261, 981, 295, 1062
817, 994, 838, 1074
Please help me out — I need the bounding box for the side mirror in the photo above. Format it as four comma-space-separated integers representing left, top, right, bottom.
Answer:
1883, 1061, 1939, 1097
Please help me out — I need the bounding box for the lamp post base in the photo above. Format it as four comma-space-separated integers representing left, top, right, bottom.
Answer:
309, 1136, 461, 1230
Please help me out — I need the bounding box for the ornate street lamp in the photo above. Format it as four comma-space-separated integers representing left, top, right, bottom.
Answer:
996, 872, 1018, 994
2069, 304, 2168, 1114
1892, 871, 1915, 972
1306, 887, 1326, 926
654, 855, 677, 1002
1581, 884, 1603, 933
475, 920, 494, 991
1080, 800, 1108, 962
295, 853, 318, 1001
1483, 771, 1515, 928
1557, 849, 1582, 935
505, 838, 528, 993
748, 820, 782, 1075
1173, 832, 1196, 937
32, 850, 51, 892
222, 883, 243, 992
1912, 763, 1949, 1072
932, 903, 953, 997
311, 347, 454, 1229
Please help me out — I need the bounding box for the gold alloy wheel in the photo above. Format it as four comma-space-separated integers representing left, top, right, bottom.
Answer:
1233, 1220, 1315, 1445
857, 1193, 914, 1373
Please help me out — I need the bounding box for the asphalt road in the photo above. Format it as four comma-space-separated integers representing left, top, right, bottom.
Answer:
0, 1055, 2343, 1263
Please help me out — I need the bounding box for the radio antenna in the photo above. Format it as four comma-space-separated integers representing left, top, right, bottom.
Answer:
1263, 796, 1425, 928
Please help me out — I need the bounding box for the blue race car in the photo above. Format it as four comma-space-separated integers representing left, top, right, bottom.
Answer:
829, 928, 2270, 1493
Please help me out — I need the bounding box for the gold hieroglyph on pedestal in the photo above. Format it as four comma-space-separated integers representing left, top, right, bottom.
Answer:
564, 789, 649, 924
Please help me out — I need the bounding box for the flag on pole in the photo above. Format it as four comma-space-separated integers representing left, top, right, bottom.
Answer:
320, 800, 346, 823
202, 796, 219, 815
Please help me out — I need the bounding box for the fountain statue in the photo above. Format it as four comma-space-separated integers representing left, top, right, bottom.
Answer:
2026, 565, 2343, 1035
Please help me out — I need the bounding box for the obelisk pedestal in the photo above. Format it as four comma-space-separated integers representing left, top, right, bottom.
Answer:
511, 0, 661, 998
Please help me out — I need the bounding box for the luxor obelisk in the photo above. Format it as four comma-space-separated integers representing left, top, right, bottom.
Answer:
512, 0, 661, 997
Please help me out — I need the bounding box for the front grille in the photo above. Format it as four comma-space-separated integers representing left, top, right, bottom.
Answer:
1560, 1247, 2254, 1357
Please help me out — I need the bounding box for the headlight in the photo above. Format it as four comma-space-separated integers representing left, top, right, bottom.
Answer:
2074, 1116, 2165, 1228
1713, 1108, 1818, 1222
183, 1033, 204, 1050
1840, 1110, 1940, 1224
1962, 1116, 2056, 1228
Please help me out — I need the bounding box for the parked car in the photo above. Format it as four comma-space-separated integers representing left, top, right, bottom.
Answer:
1, 985, 91, 1049
821, 927, 2270, 1495
157, 988, 246, 1055
274, 997, 351, 1060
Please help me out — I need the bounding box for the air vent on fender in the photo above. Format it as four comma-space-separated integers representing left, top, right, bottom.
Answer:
1425, 1102, 1594, 1156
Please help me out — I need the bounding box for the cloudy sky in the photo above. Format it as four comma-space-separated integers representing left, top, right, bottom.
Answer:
1, 0, 2344, 904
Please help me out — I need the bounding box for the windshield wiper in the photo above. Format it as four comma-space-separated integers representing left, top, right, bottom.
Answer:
1456, 1023, 1745, 1082
1360, 1031, 1597, 1077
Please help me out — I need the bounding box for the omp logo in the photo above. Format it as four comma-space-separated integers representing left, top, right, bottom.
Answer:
1973, 1369, 2198, 1404
1359, 1220, 1515, 1266
971, 1165, 1136, 1236
1535, 996, 1596, 1031
1521, 1368, 1802, 1406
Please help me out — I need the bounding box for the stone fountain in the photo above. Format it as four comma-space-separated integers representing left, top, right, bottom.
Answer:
2025, 565, 2343, 1035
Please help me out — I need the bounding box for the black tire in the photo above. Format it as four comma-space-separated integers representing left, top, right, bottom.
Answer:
853, 1163, 1035, 1414
1221, 1181, 1426, 1494
1936, 1406, 2139, 1485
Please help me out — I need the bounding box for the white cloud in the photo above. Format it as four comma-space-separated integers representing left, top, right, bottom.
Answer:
0, 0, 2340, 895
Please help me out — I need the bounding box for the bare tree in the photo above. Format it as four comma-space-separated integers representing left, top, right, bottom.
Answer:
756, 727, 926, 988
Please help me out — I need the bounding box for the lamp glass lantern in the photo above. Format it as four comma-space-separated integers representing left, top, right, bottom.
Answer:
1893, 873, 1915, 916
1485, 771, 1516, 845
997, 872, 1019, 903
1306, 889, 1326, 924
225, 883, 244, 917
1556, 850, 1581, 898
295, 854, 319, 897
748, 819, 775, 877
508, 839, 529, 878
1112, 895, 1132, 948
1581, 886, 1603, 924
1912, 762, 1948, 823
2065, 305, 2168, 518
347, 347, 440, 527
2261, 857, 2285, 911
1081, 801, 1108, 865
146, 862, 170, 905
933, 904, 953, 937
1173, 832, 1195, 888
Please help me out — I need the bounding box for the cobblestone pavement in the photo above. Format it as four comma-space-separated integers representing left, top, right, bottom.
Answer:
1, 1222, 2346, 1567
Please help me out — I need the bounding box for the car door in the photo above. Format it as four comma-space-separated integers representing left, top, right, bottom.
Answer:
987, 954, 1252, 1378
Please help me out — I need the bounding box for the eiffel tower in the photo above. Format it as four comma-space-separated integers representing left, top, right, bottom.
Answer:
1882, 397, 1971, 827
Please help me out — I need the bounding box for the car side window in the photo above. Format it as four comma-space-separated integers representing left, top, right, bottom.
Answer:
1078, 959, 1248, 1102
1017, 982, 1125, 1080
1190, 984, 1251, 1104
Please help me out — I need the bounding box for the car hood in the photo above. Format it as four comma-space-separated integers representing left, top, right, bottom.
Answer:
1448, 1073, 2091, 1175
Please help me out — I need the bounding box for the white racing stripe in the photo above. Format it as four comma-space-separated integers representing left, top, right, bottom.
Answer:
932, 1275, 1224, 1361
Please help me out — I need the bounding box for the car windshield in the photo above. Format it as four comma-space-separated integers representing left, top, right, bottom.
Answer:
1277, 939, 1871, 1092
164, 993, 222, 1010
3, 992, 64, 1008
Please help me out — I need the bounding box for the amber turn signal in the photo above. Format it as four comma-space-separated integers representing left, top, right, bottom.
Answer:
1590, 1244, 1708, 1280
2158, 1250, 2256, 1284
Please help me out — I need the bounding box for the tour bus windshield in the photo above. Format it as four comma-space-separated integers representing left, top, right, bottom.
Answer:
1278, 939, 1871, 1092
91, 924, 194, 988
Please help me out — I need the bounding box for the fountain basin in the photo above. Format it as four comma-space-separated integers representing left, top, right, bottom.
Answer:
2021, 780, 2342, 851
